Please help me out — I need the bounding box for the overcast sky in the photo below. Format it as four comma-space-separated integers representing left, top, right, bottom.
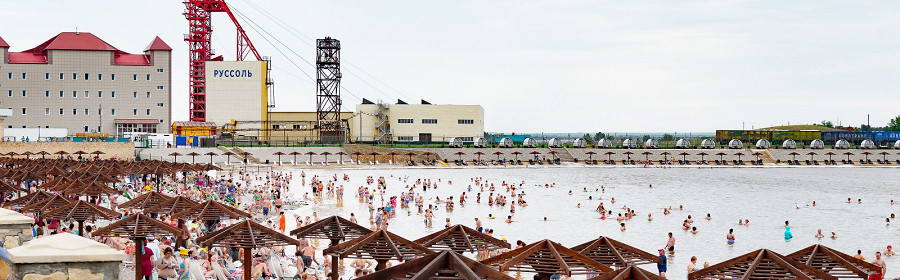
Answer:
2, 0, 899, 133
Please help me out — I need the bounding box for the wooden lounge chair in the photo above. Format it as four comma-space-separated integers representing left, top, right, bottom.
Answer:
859, 159, 865, 164
593, 160, 598, 165
714, 160, 720, 165
793, 160, 800, 165
757, 159, 763, 165
813, 160, 819, 165
867, 159, 873, 164
630, 160, 636, 165
805, 160, 811, 165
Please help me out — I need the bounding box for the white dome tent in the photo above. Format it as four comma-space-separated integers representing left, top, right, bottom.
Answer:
728, 139, 743, 149
572, 138, 587, 148
548, 138, 563, 148
498, 137, 514, 148
834, 139, 850, 149
644, 139, 659, 149
473, 137, 488, 148
894, 140, 900, 149
675, 139, 692, 149
448, 137, 464, 148
700, 139, 716, 149
597, 138, 615, 148
622, 139, 637, 149
860, 139, 876, 149
755, 139, 771, 149
522, 138, 537, 148
782, 139, 797, 149
810, 139, 825, 149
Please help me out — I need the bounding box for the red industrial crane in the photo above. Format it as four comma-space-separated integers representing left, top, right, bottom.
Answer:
183, 0, 263, 122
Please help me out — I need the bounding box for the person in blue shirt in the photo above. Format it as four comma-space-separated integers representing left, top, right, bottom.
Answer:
658, 249, 667, 277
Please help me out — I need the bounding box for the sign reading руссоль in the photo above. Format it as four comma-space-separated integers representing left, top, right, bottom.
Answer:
212, 69, 253, 78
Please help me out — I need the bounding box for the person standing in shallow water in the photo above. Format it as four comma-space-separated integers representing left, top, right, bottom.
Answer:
784, 221, 793, 240
657, 249, 667, 277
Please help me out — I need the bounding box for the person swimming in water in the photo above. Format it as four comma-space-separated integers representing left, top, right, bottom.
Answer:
727, 229, 735, 244
784, 221, 793, 240
815, 229, 825, 239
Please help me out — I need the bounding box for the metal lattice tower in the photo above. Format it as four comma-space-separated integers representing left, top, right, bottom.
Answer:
316, 37, 342, 143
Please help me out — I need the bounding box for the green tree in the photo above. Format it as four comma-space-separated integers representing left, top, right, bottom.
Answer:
888, 115, 900, 131
661, 133, 674, 141
594, 132, 605, 141
582, 133, 593, 143
859, 124, 872, 132
642, 135, 652, 141
819, 120, 834, 128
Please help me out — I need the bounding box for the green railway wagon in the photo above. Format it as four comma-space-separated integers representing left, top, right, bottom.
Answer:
771, 131, 822, 143
715, 130, 772, 143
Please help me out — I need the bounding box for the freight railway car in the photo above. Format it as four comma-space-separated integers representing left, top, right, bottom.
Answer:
716, 130, 900, 146
822, 131, 900, 145
715, 130, 773, 144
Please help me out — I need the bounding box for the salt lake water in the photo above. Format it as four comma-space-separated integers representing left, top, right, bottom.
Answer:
282, 167, 899, 279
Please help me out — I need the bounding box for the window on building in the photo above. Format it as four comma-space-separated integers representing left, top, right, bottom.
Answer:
73, 91, 77, 98
59, 91, 63, 98
422, 119, 438, 124
157, 85, 164, 90
457, 119, 474, 124
45, 73, 49, 80
398, 119, 413, 124
84, 91, 89, 98
292, 124, 307, 129
73, 109, 77, 115
85, 109, 89, 115
133, 109, 137, 116
45, 91, 49, 98
84, 73, 89, 80
98, 74, 102, 80
73, 73, 77, 80
98, 109, 102, 115
7, 90, 11, 97
21, 73, 26, 80
7, 73, 11, 79
21, 90, 25, 97
133, 92, 137, 98
111, 91, 116, 98
59, 108, 63, 115
21, 108, 26, 115
459, 137, 474, 142
146, 109, 151, 115
111, 74, 116, 81
157, 103, 164, 107
44, 108, 49, 115
84, 126, 88, 132
111, 109, 116, 116
157, 68, 164, 73
398, 136, 414, 141
97, 91, 102, 98
59, 73, 64, 80
146, 92, 151, 98
146, 74, 151, 81
133, 74, 137, 81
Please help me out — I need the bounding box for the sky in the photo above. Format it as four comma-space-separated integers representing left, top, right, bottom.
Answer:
1, 0, 899, 133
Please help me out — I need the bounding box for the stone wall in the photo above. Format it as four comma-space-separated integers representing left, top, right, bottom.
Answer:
0, 223, 32, 249
9, 261, 120, 280
0, 142, 134, 160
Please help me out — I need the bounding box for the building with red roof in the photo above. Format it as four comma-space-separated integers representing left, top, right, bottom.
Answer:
0, 32, 171, 138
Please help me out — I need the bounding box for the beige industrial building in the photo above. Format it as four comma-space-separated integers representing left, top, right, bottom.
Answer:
0, 32, 171, 137
352, 99, 484, 143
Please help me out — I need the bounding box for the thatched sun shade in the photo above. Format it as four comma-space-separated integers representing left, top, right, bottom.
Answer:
356, 251, 515, 280
786, 244, 880, 279
481, 239, 613, 280
570, 236, 659, 268
688, 249, 837, 280
414, 224, 510, 254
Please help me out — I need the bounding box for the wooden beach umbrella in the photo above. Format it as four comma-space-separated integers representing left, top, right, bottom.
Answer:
53, 150, 69, 159
788, 151, 800, 161
623, 151, 634, 160
588, 265, 666, 280
184, 152, 199, 164
5, 190, 52, 208
92, 213, 183, 280
734, 152, 745, 162
203, 151, 218, 164
272, 151, 285, 163
697, 152, 709, 162
678, 152, 690, 162
197, 220, 299, 280
807, 151, 817, 161
785, 244, 881, 279
453, 151, 465, 161
861, 151, 873, 161
118, 191, 173, 210
604, 151, 615, 161
404, 151, 415, 162
90, 150, 105, 160
414, 224, 510, 254
322, 229, 434, 270
143, 196, 201, 247
238, 151, 252, 164
660, 151, 671, 161
688, 249, 836, 280
288, 151, 302, 164
291, 215, 373, 280
570, 236, 659, 268
481, 239, 613, 280
42, 199, 120, 236
512, 151, 522, 160
492, 151, 504, 161
3, 151, 18, 158
171, 199, 250, 223
36, 151, 50, 159
473, 151, 485, 161
320, 151, 332, 163
548, 150, 559, 160
222, 151, 235, 164
20, 194, 75, 214
843, 151, 854, 161
337, 151, 347, 163
369, 152, 380, 161
715, 152, 727, 162
354, 250, 516, 280
752, 152, 764, 162
825, 151, 836, 161
304, 151, 316, 163
423, 151, 435, 161
879, 151, 890, 161
168, 152, 182, 163
353, 151, 365, 162
21, 151, 34, 159
72, 150, 87, 157
640, 151, 652, 161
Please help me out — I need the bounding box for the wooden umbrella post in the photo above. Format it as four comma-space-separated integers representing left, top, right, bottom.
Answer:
176, 219, 185, 247
134, 237, 144, 280
331, 239, 339, 280
376, 259, 387, 271
244, 247, 252, 280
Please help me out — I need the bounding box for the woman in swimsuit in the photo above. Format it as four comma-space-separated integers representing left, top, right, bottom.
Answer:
727, 229, 735, 244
